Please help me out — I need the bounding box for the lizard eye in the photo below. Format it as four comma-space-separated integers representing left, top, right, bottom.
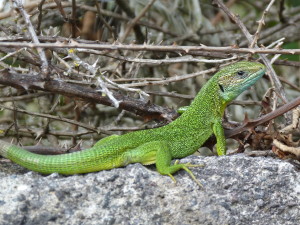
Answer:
218, 84, 224, 92
237, 71, 245, 76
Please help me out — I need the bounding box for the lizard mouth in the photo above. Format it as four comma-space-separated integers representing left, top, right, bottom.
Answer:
243, 67, 266, 89
258, 67, 266, 75
250, 67, 266, 79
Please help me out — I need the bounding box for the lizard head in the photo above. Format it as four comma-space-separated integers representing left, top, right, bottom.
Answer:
216, 61, 266, 103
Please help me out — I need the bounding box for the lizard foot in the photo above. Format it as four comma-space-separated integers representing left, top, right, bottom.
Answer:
173, 160, 204, 188
167, 173, 177, 183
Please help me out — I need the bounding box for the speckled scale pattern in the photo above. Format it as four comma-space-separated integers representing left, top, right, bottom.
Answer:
0, 61, 266, 175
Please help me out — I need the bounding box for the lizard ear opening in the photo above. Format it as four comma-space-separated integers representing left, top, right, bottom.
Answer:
218, 84, 224, 92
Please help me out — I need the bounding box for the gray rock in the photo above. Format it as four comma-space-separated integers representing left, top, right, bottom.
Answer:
0, 154, 299, 225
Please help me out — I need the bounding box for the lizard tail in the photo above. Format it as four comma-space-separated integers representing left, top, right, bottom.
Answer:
0, 140, 122, 174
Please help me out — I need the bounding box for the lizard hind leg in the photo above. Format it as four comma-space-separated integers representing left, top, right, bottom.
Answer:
124, 141, 204, 187
155, 144, 204, 188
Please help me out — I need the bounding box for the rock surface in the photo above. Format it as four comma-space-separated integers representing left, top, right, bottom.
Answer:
0, 154, 299, 225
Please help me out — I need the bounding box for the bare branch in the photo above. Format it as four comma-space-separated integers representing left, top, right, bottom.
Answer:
0, 70, 179, 121
250, 0, 276, 48
0, 103, 110, 134
225, 96, 300, 138
12, 0, 49, 78
212, 0, 288, 112
0, 42, 299, 55
120, 0, 156, 42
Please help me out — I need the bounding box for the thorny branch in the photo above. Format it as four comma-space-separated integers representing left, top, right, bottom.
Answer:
12, 0, 49, 78
0, 103, 111, 135
212, 0, 288, 104
0, 69, 179, 121
0, 42, 300, 55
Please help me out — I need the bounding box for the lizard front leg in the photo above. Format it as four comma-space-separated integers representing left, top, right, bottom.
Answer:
212, 120, 226, 156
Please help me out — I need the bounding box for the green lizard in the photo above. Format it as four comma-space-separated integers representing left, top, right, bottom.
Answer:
0, 61, 265, 186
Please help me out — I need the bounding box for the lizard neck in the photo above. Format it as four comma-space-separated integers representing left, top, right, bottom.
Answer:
174, 78, 227, 127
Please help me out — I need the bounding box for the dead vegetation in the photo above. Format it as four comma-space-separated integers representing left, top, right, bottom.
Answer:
0, 0, 299, 159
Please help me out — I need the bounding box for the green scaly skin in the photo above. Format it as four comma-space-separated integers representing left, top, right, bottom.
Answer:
0, 61, 266, 186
